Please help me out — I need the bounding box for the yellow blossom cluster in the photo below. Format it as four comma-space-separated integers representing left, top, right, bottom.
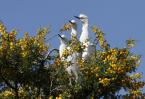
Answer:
130, 73, 142, 80
105, 67, 115, 74
0, 22, 6, 34
62, 48, 71, 58
0, 90, 14, 97
97, 47, 140, 75
135, 73, 142, 79
126, 39, 135, 48
70, 37, 83, 52
130, 82, 145, 93
90, 26, 144, 96
92, 26, 107, 48
0, 22, 49, 77
101, 49, 118, 63
129, 90, 142, 97
18, 28, 48, 57
49, 95, 62, 99
56, 94, 62, 99
0, 22, 48, 58
77, 58, 85, 69
54, 58, 61, 66
63, 61, 71, 68
0, 88, 28, 98
60, 23, 71, 32
129, 55, 141, 67
71, 43, 82, 52
99, 78, 111, 86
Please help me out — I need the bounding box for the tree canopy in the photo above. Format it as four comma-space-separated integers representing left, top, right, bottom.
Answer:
0, 21, 145, 99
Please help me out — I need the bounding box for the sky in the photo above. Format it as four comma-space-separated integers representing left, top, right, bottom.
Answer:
0, 0, 145, 92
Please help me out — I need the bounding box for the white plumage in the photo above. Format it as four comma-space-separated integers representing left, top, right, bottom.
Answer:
75, 14, 96, 61
58, 34, 68, 59
67, 20, 80, 84
58, 14, 96, 85
58, 34, 79, 85
82, 42, 96, 61
75, 14, 89, 44
69, 20, 77, 39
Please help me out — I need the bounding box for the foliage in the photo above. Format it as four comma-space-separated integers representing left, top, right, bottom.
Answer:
0, 21, 144, 99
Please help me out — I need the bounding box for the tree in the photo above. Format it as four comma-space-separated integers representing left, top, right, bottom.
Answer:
0, 20, 144, 99
0, 21, 50, 98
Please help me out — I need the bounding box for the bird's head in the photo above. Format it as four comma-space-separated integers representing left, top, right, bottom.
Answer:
74, 14, 88, 24
69, 20, 77, 29
58, 34, 67, 43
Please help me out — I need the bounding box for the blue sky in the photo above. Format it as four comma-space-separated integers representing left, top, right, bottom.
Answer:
0, 0, 145, 92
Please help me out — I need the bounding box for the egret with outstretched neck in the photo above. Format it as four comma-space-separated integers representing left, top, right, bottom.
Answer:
74, 14, 89, 44
58, 34, 68, 59
75, 14, 95, 61
58, 34, 79, 85
69, 20, 77, 39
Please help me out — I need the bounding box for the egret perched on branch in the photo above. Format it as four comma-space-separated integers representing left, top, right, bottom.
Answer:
58, 34, 79, 85
69, 19, 82, 57
58, 34, 68, 59
74, 14, 89, 44
69, 20, 77, 39
74, 14, 96, 61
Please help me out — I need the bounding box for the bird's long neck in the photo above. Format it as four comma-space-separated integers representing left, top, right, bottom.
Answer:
60, 40, 63, 44
59, 41, 67, 57
71, 28, 77, 37
82, 23, 88, 35
80, 22, 89, 43
60, 39, 67, 46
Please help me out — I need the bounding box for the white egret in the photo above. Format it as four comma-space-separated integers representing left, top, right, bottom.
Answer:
58, 34, 79, 85
58, 34, 68, 59
74, 14, 89, 44
74, 14, 96, 61
69, 20, 77, 39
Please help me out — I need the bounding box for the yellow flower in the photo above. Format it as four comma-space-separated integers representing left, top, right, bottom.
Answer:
9, 30, 17, 41
77, 58, 85, 68
60, 23, 71, 31
129, 90, 142, 97
110, 63, 117, 68
0, 22, 6, 33
63, 61, 71, 68
55, 58, 61, 66
49, 96, 53, 99
111, 77, 115, 80
1, 90, 14, 97
92, 26, 97, 33
56, 96, 62, 99
99, 78, 111, 86
126, 39, 135, 48
135, 73, 142, 79
96, 74, 99, 77
21, 51, 29, 57
106, 68, 115, 74
10, 42, 14, 49
62, 49, 70, 58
